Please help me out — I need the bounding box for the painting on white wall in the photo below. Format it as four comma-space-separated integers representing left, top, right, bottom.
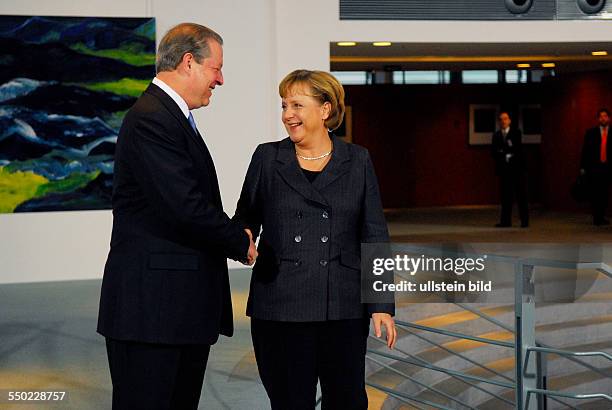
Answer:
0, 15, 155, 213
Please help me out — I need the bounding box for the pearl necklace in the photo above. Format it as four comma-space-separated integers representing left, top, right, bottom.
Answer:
296, 150, 332, 161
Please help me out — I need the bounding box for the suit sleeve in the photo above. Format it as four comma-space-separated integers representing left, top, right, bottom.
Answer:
361, 149, 395, 317
128, 114, 249, 262
233, 145, 264, 241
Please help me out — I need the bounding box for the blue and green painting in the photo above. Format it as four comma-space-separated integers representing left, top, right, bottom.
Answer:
0, 16, 155, 212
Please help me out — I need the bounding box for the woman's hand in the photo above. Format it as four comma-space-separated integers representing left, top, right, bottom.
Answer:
371, 313, 396, 349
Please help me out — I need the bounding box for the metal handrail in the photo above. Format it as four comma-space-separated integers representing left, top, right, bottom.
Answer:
573, 262, 612, 278
374, 385, 428, 410
367, 349, 516, 389
452, 304, 581, 410
454, 302, 515, 332
524, 345, 612, 386
369, 335, 515, 407
527, 346, 612, 362
399, 325, 515, 383
395, 319, 515, 348
385, 245, 612, 409
526, 388, 612, 402
366, 355, 476, 409
455, 302, 612, 380
367, 381, 453, 410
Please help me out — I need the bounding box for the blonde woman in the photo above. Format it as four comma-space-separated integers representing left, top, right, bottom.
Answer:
234, 70, 396, 409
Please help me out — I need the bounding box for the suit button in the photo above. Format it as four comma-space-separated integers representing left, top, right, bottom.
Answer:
322, 211, 329, 219
294, 235, 302, 243
294, 259, 302, 266
321, 236, 328, 243
297, 211, 303, 219
320, 260, 327, 267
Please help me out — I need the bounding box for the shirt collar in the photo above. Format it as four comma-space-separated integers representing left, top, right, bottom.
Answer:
152, 77, 190, 119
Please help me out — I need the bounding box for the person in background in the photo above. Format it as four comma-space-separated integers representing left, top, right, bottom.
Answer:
491, 111, 529, 228
580, 108, 611, 226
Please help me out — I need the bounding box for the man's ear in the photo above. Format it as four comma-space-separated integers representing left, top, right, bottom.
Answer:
180, 52, 194, 71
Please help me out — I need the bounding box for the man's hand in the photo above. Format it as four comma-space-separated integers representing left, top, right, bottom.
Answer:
372, 313, 396, 349
244, 229, 258, 266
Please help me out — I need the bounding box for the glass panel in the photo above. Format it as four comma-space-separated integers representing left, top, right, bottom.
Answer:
404, 71, 444, 84
505, 70, 520, 83
462, 70, 499, 84
331, 71, 368, 85
531, 70, 544, 83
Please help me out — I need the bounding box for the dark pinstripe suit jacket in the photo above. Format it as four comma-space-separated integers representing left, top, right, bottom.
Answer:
234, 134, 395, 321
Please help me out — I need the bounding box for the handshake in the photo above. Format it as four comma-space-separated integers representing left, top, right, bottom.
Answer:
244, 228, 258, 266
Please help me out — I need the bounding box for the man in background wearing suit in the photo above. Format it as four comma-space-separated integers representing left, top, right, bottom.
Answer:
580, 108, 611, 226
97, 23, 257, 409
491, 111, 529, 228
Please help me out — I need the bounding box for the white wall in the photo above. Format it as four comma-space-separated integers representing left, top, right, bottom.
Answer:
2, 0, 612, 283
0, 0, 277, 283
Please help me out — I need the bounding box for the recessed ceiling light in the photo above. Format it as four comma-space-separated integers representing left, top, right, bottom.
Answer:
592, 51, 608, 56
372, 42, 392, 47
542, 63, 555, 68
517, 63, 531, 68
337, 42, 357, 47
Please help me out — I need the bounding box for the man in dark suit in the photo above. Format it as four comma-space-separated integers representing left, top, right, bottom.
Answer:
580, 108, 611, 226
491, 111, 529, 228
97, 23, 257, 409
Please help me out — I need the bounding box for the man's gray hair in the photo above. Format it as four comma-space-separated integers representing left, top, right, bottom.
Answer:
156, 23, 223, 73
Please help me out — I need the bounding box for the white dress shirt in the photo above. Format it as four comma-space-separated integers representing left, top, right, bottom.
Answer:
152, 77, 190, 119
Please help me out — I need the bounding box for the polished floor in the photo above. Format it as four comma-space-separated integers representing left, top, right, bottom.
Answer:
0, 271, 268, 410
1, 207, 611, 409
387, 206, 612, 243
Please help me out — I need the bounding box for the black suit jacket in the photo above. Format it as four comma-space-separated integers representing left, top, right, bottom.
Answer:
580, 126, 611, 175
234, 135, 394, 321
97, 83, 249, 345
491, 127, 525, 175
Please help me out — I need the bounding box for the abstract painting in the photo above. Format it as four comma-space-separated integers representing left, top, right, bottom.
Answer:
0, 16, 155, 212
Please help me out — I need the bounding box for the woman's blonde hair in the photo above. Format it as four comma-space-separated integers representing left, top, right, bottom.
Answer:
279, 70, 345, 131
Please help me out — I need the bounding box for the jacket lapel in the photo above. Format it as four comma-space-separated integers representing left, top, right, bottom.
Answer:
145, 83, 210, 156
312, 135, 351, 191
145, 83, 223, 205
275, 138, 329, 208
